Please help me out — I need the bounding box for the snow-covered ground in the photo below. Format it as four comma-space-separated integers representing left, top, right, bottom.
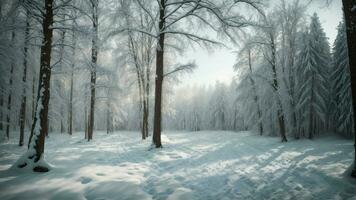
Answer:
0, 131, 355, 200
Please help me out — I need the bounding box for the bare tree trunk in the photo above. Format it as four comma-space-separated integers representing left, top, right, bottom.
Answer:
68, 28, 76, 135
342, 0, 356, 178
23, 0, 54, 172
58, 22, 66, 134
6, 31, 15, 140
32, 75, 35, 120
145, 77, 150, 138
248, 49, 263, 135
288, 40, 298, 139
68, 68, 74, 135
145, 53, 150, 138
88, 0, 98, 141
128, 32, 146, 139
19, 11, 30, 146
60, 88, 65, 133
106, 102, 112, 134
143, 98, 148, 138
68, 64, 74, 135
270, 35, 288, 142
153, 0, 166, 148
84, 103, 88, 139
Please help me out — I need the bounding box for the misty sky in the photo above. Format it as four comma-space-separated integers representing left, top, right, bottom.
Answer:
177, 0, 343, 89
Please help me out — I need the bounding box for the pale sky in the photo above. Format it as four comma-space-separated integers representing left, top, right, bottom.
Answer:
177, 0, 343, 89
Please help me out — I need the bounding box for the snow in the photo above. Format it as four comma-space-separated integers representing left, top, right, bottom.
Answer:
0, 131, 355, 199
12, 87, 51, 172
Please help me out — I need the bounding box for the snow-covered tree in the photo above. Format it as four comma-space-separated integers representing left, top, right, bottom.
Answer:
331, 21, 353, 138
295, 13, 331, 139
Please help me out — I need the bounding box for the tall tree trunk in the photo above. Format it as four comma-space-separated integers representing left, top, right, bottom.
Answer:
88, 0, 98, 141
145, 82, 150, 138
270, 35, 288, 142
32, 75, 35, 120
342, 0, 356, 178
128, 32, 145, 139
153, 0, 166, 148
106, 101, 112, 134
143, 98, 148, 138
84, 103, 88, 139
68, 63, 74, 135
58, 21, 66, 134
248, 49, 263, 135
145, 55, 150, 138
19, 11, 30, 146
60, 83, 65, 133
288, 39, 298, 139
22, 0, 53, 172
68, 27, 76, 135
6, 31, 15, 140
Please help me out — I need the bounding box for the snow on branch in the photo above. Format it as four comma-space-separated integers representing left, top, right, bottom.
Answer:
164, 61, 197, 77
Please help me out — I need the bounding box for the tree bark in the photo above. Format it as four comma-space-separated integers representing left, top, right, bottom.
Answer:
68, 27, 76, 135
270, 34, 288, 142
24, 0, 54, 172
153, 0, 166, 148
6, 31, 15, 140
106, 102, 113, 134
84, 103, 88, 139
32, 75, 36, 120
58, 21, 66, 134
19, 10, 30, 146
341, 0, 356, 178
68, 63, 74, 135
88, 0, 98, 141
248, 49, 263, 135
145, 54, 150, 138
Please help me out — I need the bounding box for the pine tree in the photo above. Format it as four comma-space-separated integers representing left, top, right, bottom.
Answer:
331, 21, 353, 138
296, 13, 331, 139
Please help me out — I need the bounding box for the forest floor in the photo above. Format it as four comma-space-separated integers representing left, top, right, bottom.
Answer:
0, 131, 355, 200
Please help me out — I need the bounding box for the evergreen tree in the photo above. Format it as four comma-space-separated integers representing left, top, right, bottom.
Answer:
331, 21, 353, 137
296, 13, 331, 139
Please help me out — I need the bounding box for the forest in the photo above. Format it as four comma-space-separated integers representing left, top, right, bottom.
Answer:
0, 0, 356, 199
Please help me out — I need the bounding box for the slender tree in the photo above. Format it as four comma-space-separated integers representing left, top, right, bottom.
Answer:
17, 0, 54, 172
87, 0, 99, 141
6, 29, 15, 140
68, 25, 76, 135
19, 9, 30, 146
247, 49, 263, 135
147, 0, 263, 147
